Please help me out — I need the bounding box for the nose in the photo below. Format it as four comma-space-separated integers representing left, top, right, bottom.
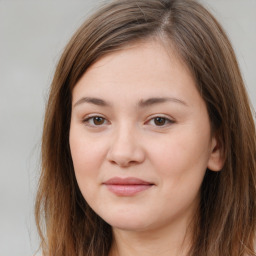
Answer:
106, 125, 145, 167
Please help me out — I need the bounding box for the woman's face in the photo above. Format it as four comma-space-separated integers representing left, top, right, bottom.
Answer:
69, 40, 222, 233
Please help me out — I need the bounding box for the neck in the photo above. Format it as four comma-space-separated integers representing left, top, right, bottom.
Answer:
109, 219, 193, 256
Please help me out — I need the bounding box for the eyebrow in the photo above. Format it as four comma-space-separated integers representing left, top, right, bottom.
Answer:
73, 97, 111, 108
138, 97, 188, 107
73, 96, 188, 108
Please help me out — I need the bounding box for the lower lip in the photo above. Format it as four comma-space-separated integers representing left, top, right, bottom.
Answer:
104, 184, 152, 196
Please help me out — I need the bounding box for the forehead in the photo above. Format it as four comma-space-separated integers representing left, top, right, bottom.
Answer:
72, 40, 200, 107
89, 39, 186, 73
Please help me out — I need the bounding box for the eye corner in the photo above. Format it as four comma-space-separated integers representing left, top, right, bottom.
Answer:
82, 114, 110, 128
145, 115, 176, 128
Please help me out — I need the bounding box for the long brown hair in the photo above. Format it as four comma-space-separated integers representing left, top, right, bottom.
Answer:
35, 0, 256, 255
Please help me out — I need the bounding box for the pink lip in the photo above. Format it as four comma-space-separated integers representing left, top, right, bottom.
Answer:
103, 177, 154, 196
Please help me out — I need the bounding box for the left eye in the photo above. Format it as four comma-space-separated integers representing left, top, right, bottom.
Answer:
83, 116, 107, 126
148, 116, 174, 127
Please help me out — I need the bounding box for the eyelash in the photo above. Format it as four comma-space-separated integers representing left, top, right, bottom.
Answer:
82, 115, 108, 127
82, 115, 175, 128
146, 116, 175, 127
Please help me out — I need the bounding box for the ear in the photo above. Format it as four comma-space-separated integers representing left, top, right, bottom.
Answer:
207, 136, 225, 172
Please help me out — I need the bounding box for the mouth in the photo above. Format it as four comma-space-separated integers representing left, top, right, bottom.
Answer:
103, 177, 154, 196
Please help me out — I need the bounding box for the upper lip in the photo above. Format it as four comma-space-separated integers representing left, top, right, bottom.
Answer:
103, 177, 153, 185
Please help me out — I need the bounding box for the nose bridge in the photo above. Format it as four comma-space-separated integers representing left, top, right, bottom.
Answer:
107, 121, 145, 167
117, 121, 134, 144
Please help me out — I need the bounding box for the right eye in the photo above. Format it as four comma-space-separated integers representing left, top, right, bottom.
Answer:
83, 116, 108, 127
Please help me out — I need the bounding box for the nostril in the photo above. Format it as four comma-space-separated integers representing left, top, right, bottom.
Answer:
109, 159, 133, 167
108, 156, 142, 167
106, 134, 145, 167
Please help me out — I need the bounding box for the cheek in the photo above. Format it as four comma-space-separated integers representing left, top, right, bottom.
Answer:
149, 134, 208, 209
69, 127, 107, 193
70, 140, 93, 173
69, 139, 104, 205
148, 128, 211, 183
70, 125, 103, 167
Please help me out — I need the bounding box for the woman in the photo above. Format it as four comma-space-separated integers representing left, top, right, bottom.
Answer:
35, 0, 256, 255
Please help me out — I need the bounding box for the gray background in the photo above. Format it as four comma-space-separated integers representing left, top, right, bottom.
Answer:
0, 1, 255, 255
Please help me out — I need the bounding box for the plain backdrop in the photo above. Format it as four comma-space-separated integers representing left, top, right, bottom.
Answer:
0, 1, 255, 255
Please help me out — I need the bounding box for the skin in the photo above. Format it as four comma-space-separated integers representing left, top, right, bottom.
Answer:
69, 40, 223, 256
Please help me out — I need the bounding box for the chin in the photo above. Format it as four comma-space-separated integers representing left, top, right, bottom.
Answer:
101, 213, 153, 232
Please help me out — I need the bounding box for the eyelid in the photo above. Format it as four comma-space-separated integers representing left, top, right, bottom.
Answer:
81, 113, 175, 128
145, 114, 175, 127
82, 114, 110, 127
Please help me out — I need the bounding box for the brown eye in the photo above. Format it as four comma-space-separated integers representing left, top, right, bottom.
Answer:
147, 116, 175, 128
92, 116, 105, 125
83, 116, 107, 127
153, 117, 167, 126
